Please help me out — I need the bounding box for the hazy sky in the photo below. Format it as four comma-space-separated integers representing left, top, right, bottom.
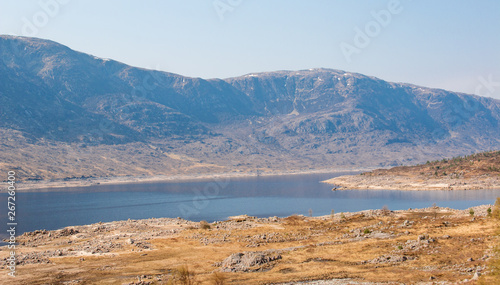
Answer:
1, 0, 499, 99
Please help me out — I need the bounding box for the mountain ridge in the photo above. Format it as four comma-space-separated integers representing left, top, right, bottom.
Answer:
1, 35, 499, 182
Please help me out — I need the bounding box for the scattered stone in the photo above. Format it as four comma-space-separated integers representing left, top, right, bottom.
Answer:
8, 206, 496, 284
219, 251, 282, 272
369, 255, 415, 264
403, 220, 414, 226
59, 228, 79, 236
472, 272, 481, 280
418, 234, 428, 241
369, 232, 392, 239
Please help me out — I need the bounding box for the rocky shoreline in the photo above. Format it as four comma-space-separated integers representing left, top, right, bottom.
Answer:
323, 174, 500, 191
15, 168, 365, 191
324, 151, 500, 191
1, 205, 496, 284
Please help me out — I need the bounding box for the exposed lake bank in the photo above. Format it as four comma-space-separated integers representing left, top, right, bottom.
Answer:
324, 151, 500, 191
323, 174, 500, 191
15, 168, 368, 191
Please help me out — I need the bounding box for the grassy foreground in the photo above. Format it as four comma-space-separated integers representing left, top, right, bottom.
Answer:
1, 204, 499, 284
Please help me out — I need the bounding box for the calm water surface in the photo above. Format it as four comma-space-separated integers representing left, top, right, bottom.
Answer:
1, 172, 500, 238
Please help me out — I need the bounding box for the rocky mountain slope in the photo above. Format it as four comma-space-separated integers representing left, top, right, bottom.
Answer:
1, 35, 499, 182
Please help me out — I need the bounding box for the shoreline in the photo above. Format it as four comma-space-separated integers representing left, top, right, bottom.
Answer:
323, 151, 500, 191
1, 204, 495, 284
323, 174, 500, 191
15, 168, 368, 191
1, 204, 493, 240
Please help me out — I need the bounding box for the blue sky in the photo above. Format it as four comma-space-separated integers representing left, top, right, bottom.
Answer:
1, 0, 499, 99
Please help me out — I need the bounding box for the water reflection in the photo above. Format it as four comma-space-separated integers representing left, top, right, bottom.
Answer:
0, 172, 499, 238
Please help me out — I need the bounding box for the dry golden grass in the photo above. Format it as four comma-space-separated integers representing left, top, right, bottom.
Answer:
478, 198, 500, 284
2, 208, 498, 284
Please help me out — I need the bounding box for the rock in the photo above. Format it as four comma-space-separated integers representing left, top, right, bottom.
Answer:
467, 257, 474, 262
376, 232, 393, 239
369, 255, 415, 264
441, 235, 451, 239
59, 228, 79, 236
472, 272, 481, 280
219, 251, 282, 272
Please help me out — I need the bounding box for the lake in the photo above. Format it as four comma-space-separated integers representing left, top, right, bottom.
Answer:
1, 172, 500, 239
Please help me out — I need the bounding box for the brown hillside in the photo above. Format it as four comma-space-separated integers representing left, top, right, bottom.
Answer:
324, 151, 500, 190
365, 150, 500, 179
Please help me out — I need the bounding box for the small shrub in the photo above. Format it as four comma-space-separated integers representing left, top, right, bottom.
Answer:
174, 265, 196, 285
397, 245, 403, 250
340, 213, 346, 220
469, 209, 475, 216
363, 229, 371, 234
284, 215, 304, 225
432, 203, 438, 218
382, 205, 390, 215
493, 198, 500, 220
200, 220, 211, 230
479, 198, 500, 284
209, 272, 227, 285
488, 207, 492, 217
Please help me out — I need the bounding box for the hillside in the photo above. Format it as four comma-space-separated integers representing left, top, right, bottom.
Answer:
1, 35, 500, 184
324, 151, 500, 190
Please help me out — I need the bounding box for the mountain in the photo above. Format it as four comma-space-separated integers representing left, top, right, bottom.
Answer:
1, 35, 499, 181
